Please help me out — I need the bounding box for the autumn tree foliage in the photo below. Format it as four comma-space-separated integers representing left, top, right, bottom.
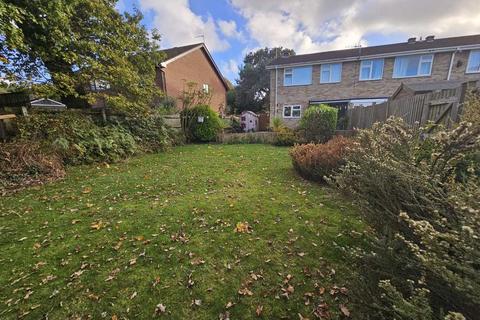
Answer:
0, 0, 164, 114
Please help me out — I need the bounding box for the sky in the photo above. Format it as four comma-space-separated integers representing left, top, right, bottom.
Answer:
117, 0, 480, 83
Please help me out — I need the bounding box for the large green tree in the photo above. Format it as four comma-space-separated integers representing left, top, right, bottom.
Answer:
0, 0, 164, 114
235, 47, 294, 113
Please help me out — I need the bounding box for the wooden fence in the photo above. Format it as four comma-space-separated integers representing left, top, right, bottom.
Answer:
346, 85, 470, 130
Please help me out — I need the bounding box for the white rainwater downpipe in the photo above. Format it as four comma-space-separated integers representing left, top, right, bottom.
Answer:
274, 66, 278, 118
447, 49, 459, 80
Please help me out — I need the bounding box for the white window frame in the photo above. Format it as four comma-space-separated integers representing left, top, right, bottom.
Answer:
393, 54, 434, 78
202, 83, 209, 93
466, 50, 480, 73
283, 67, 312, 86
359, 59, 384, 81
283, 105, 301, 119
320, 63, 342, 83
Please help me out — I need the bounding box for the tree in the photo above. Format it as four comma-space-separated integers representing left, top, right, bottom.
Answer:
226, 89, 237, 114
0, 0, 164, 115
236, 47, 294, 113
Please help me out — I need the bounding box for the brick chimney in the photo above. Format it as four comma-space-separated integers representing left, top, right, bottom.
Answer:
425, 35, 435, 42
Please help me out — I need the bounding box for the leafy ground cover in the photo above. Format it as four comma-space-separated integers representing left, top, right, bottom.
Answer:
0, 144, 363, 319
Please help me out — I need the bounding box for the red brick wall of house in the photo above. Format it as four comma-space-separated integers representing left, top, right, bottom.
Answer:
159, 48, 227, 113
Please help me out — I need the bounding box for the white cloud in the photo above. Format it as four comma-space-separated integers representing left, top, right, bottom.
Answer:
230, 0, 480, 54
221, 59, 240, 81
218, 20, 244, 41
139, 0, 230, 52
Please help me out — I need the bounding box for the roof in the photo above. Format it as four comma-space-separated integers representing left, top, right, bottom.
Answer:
161, 43, 203, 60
30, 98, 66, 108
268, 34, 480, 68
241, 110, 258, 117
160, 43, 230, 91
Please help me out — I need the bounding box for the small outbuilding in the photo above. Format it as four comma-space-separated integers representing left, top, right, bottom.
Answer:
30, 98, 66, 111
240, 111, 259, 132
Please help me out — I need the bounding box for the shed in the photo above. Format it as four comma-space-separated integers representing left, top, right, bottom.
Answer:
240, 111, 259, 132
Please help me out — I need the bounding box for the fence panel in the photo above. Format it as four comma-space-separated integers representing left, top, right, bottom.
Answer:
346, 85, 467, 130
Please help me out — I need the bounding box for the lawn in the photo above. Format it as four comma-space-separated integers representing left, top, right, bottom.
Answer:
0, 144, 363, 319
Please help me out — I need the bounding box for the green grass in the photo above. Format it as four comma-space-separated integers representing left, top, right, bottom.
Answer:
0, 144, 363, 319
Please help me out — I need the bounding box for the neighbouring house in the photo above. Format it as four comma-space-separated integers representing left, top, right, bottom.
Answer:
267, 34, 480, 127
156, 43, 229, 114
240, 111, 259, 132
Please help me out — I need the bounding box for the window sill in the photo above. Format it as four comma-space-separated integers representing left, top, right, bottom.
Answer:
319, 81, 341, 84
358, 78, 383, 82
392, 74, 431, 79
465, 70, 480, 74
283, 83, 312, 87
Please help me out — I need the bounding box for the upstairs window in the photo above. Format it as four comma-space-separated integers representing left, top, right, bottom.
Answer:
359, 59, 384, 80
283, 105, 301, 118
320, 63, 342, 83
284, 66, 312, 86
202, 84, 209, 93
466, 50, 480, 73
393, 54, 433, 78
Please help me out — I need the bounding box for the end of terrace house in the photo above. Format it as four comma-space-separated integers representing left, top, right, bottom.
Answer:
267, 34, 480, 128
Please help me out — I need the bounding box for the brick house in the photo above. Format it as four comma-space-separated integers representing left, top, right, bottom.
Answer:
267, 34, 480, 127
156, 43, 229, 113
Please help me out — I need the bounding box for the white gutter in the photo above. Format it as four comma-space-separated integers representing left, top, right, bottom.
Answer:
274, 67, 278, 119
266, 44, 480, 70
447, 48, 459, 80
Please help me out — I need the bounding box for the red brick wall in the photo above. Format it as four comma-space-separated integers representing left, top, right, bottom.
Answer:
160, 48, 227, 113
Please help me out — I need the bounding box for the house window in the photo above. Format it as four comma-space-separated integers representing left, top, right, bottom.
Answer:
320, 63, 342, 83
359, 59, 384, 80
283, 105, 301, 118
393, 54, 433, 78
203, 84, 209, 93
284, 66, 312, 86
466, 50, 480, 73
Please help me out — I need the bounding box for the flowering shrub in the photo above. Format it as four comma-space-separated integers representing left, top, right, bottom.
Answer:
331, 117, 480, 319
290, 136, 354, 182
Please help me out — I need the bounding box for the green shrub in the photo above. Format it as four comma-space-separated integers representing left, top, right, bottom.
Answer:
0, 140, 65, 193
271, 117, 284, 132
273, 127, 298, 146
290, 136, 354, 182
116, 115, 171, 152
299, 104, 337, 143
331, 118, 480, 319
181, 105, 223, 142
17, 111, 138, 164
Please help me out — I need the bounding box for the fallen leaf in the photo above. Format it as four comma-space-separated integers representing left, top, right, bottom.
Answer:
155, 303, 166, 315
234, 222, 251, 233
225, 301, 234, 309
238, 287, 253, 296
340, 305, 350, 317
82, 187, 92, 194
90, 221, 104, 230
192, 299, 202, 306
256, 305, 263, 316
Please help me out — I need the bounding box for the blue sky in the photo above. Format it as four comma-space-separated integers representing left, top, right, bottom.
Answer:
117, 0, 480, 83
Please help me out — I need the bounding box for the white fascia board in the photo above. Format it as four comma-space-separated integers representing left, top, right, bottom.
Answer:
266, 44, 480, 70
